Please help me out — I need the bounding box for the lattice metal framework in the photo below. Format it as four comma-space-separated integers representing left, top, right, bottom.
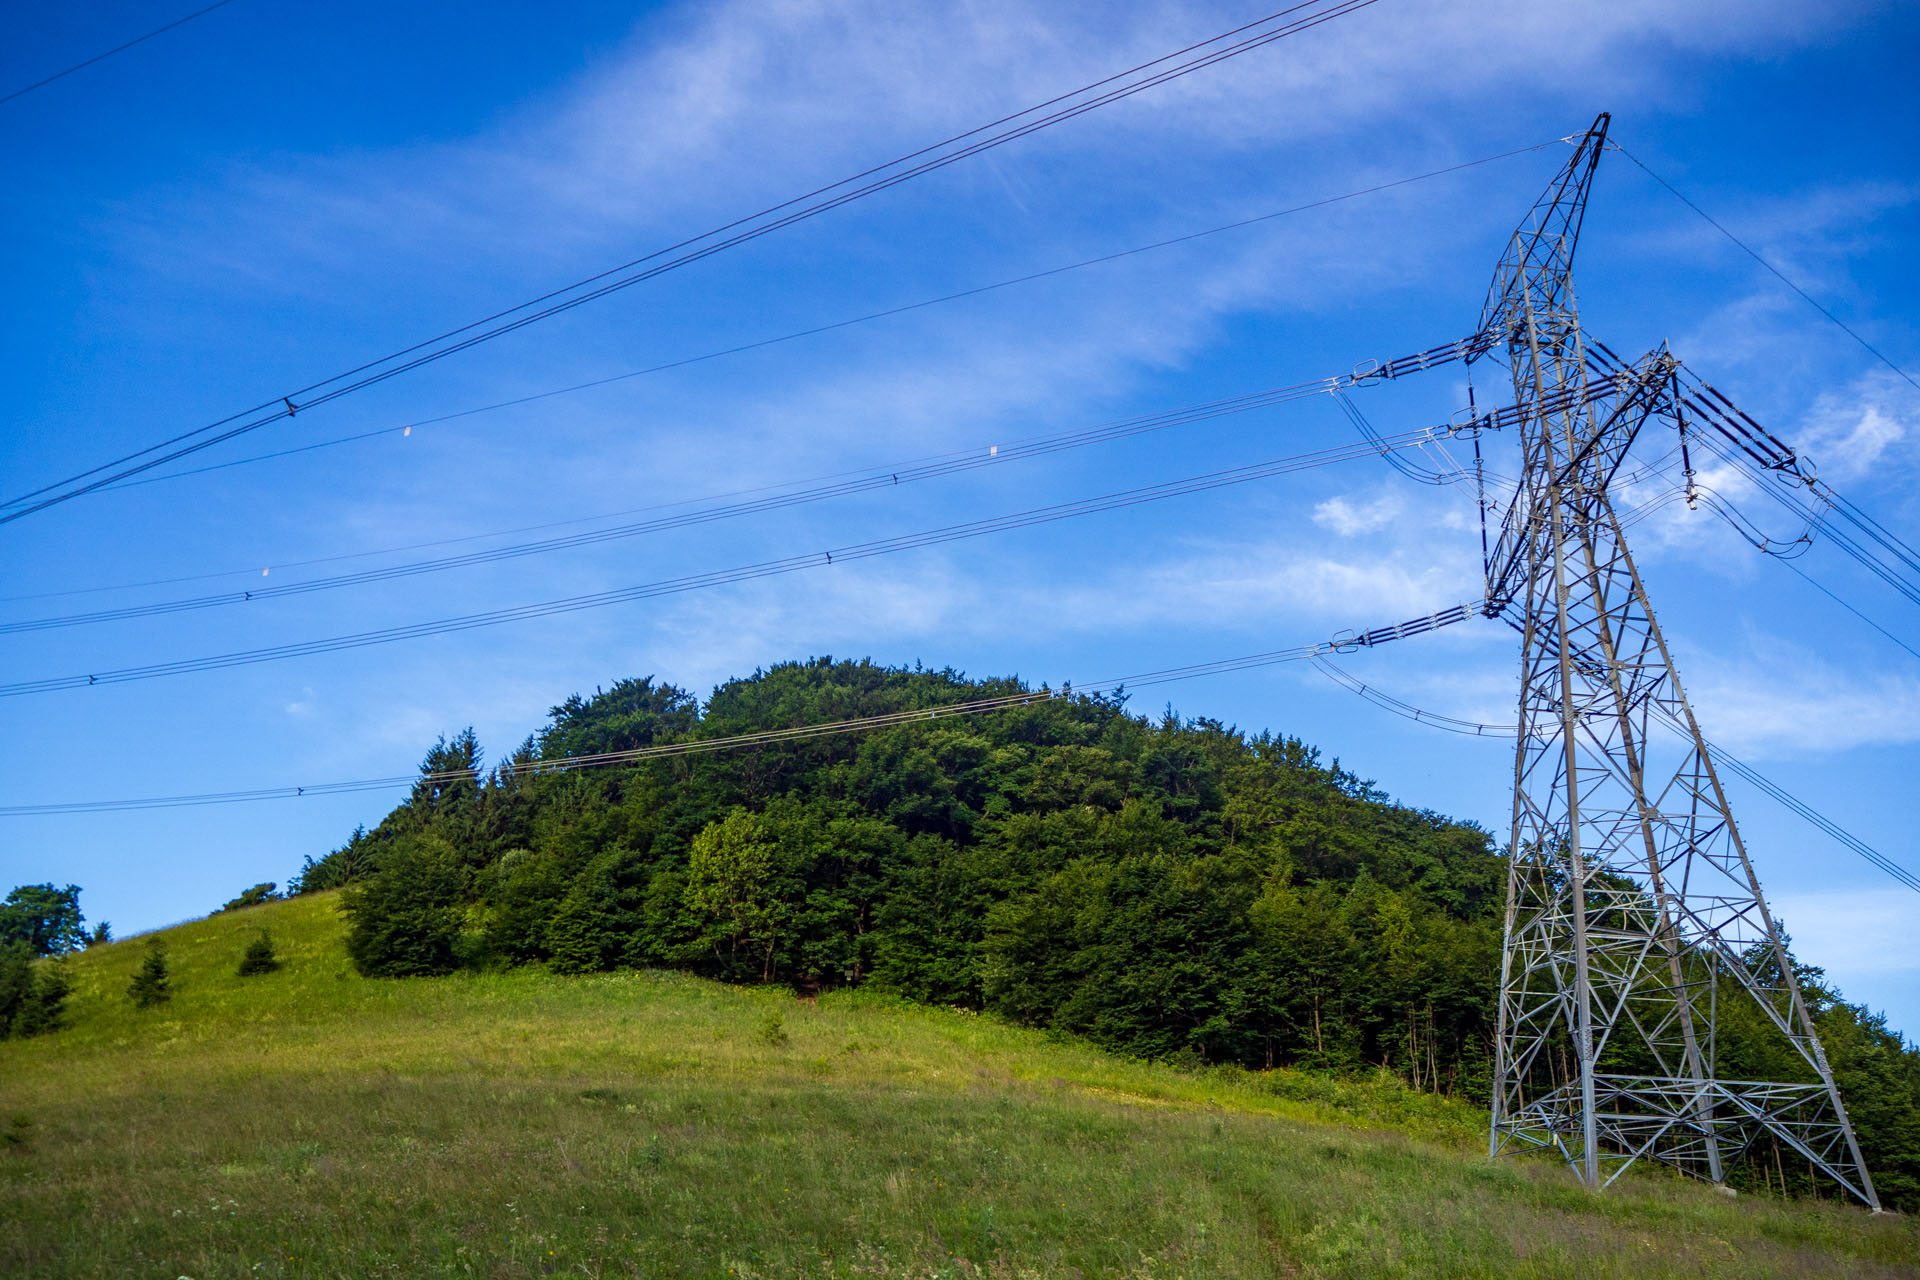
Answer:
1475, 115, 1879, 1206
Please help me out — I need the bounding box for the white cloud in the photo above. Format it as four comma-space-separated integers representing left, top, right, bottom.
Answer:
81, 0, 1900, 578
468, 0, 1866, 249
984, 477, 1483, 640
1314, 490, 1403, 536
570, 486, 1488, 692
1658, 182, 1918, 422
1794, 369, 1916, 482
1767, 889, 1920, 979
1682, 646, 1920, 758
109, 0, 1868, 301
643, 557, 981, 694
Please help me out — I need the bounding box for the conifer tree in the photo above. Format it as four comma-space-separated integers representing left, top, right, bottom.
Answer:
0, 944, 34, 1036
545, 893, 608, 975
10, 960, 71, 1037
237, 929, 280, 977
128, 939, 172, 1008
343, 835, 464, 977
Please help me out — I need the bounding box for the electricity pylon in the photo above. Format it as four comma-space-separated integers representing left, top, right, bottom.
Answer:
1476, 114, 1879, 1206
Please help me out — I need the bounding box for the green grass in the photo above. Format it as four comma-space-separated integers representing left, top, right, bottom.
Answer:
2, 895, 1915, 1279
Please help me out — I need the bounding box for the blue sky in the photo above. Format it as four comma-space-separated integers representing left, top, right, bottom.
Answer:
3, 0, 1917, 1031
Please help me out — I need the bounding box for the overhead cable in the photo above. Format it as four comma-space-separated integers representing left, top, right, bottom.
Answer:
99, 139, 1563, 495
5, 334, 1485, 632
0, 372, 1352, 633
1310, 653, 1920, 895
1, 0, 241, 106
1309, 652, 1507, 736
1582, 341, 1920, 620
0, 0, 1383, 525
1774, 556, 1920, 665
1613, 142, 1918, 394
1333, 390, 1451, 485
0, 425, 1472, 697
0, 599, 1487, 815
1698, 735, 1920, 895
1682, 399, 1920, 613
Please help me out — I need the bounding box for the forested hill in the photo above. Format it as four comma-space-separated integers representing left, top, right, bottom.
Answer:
299, 659, 1503, 1076
292, 656, 1920, 1206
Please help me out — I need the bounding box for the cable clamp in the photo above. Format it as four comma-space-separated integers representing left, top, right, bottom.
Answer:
1447, 408, 1493, 439
284, 397, 298, 416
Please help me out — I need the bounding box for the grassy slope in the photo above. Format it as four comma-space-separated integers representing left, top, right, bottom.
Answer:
1, 896, 1914, 1280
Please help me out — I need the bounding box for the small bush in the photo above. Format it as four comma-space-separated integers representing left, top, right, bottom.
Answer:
128, 940, 172, 1008
758, 1012, 788, 1046
237, 930, 280, 977
1168, 1044, 1205, 1073
1, 1116, 30, 1149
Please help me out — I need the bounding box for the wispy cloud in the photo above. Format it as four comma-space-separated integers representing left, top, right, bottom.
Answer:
1682, 641, 1920, 758
109, 0, 1867, 305
1658, 180, 1918, 410
1768, 888, 1920, 980
1796, 369, 1917, 482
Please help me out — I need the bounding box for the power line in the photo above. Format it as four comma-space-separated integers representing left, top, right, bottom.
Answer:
0, 0, 241, 106
1479, 358, 1916, 662
1582, 341, 1920, 623
93, 138, 1561, 495
0, 426, 1463, 697
1310, 653, 1920, 895
0, 325, 1480, 612
0, 689, 1075, 814
1682, 411, 1920, 614
0, 648, 1336, 815
1309, 653, 1509, 736
1701, 735, 1920, 896
4, 359, 1371, 606
28, 591, 1911, 906
0, 0, 1384, 526
1614, 142, 1918, 394
1777, 548, 1920, 665
0, 599, 1487, 816
6, 331, 1485, 632
1, 371, 1364, 634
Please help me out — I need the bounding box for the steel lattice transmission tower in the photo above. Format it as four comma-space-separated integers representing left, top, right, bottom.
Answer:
1476, 114, 1879, 1206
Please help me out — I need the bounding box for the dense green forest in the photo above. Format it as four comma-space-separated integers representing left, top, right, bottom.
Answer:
290, 657, 1920, 1209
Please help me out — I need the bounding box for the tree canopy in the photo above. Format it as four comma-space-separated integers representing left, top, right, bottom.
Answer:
0, 884, 86, 957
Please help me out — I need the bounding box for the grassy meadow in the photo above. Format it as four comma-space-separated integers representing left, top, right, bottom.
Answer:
0, 893, 1915, 1279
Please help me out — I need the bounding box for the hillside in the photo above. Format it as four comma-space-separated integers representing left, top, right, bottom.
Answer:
2, 895, 1916, 1279
284, 659, 1920, 1207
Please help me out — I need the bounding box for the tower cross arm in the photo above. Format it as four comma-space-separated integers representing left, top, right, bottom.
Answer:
1483, 347, 1676, 614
